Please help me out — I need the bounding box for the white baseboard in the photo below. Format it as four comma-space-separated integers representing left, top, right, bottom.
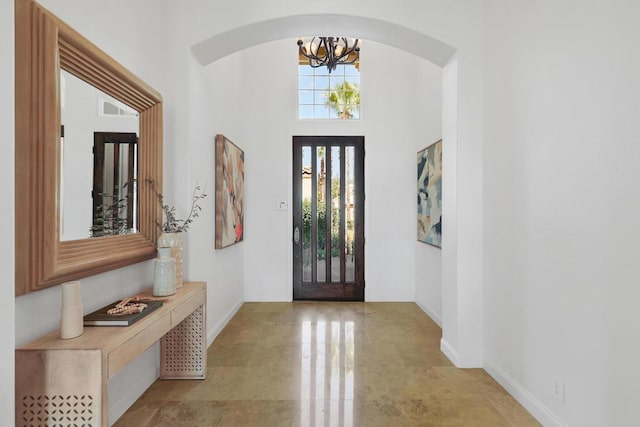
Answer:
416, 301, 442, 327
440, 337, 459, 365
484, 362, 566, 427
108, 358, 158, 426
207, 298, 243, 347
439, 338, 483, 368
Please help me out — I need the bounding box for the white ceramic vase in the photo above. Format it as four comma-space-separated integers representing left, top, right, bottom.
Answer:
153, 247, 177, 296
158, 232, 183, 288
60, 281, 83, 339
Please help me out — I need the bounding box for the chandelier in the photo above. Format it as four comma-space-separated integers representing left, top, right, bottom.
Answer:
297, 37, 360, 73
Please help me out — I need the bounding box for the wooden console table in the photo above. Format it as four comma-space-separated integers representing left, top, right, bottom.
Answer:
16, 281, 207, 427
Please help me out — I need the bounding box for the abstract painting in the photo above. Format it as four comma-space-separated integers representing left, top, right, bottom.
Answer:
417, 139, 442, 248
215, 134, 244, 249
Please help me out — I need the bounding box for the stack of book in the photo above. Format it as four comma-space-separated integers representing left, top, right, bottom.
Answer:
83, 300, 163, 326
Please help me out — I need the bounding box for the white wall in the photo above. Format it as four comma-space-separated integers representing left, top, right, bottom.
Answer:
0, 0, 15, 424
234, 40, 297, 302
163, 3, 246, 346
230, 40, 442, 302
364, 43, 443, 302
414, 60, 444, 324
483, 0, 640, 425
181, 51, 246, 342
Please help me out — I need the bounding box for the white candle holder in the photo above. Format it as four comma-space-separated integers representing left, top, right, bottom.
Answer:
60, 281, 84, 339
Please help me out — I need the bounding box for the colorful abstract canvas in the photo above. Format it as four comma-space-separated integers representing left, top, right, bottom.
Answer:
417, 139, 442, 248
215, 134, 244, 249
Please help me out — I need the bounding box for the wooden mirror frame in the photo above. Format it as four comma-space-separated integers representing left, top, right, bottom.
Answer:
15, 0, 163, 296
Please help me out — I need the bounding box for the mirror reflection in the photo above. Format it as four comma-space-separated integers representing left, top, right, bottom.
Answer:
59, 69, 139, 241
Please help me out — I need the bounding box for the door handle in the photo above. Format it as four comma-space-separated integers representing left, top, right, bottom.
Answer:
294, 226, 300, 244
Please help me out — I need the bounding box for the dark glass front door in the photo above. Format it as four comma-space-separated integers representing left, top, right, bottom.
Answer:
293, 136, 364, 300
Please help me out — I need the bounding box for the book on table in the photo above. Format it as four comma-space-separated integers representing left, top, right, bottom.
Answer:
83, 300, 164, 326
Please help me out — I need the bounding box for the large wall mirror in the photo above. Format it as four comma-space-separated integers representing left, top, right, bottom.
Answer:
15, 0, 163, 296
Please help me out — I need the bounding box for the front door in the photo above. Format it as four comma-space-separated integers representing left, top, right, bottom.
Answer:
292, 136, 365, 300
91, 132, 137, 237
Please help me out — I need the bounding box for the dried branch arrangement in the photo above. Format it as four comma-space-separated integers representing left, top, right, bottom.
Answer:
147, 179, 208, 233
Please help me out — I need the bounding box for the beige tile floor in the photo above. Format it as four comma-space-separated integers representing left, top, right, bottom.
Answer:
116, 302, 540, 426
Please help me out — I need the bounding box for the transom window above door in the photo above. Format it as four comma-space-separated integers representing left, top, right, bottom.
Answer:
297, 38, 361, 120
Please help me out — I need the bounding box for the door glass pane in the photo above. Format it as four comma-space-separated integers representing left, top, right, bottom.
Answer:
345, 146, 355, 282
316, 146, 326, 283
302, 146, 312, 282
331, 146, 341, 282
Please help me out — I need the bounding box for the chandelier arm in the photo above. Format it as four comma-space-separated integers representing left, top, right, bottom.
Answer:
297, 36, 360, 73
299, 52, 328, 68
324, 38, 335, 69
336, 47, 358, 61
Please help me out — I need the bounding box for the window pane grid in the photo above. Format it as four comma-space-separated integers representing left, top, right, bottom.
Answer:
298, 62, 360, 120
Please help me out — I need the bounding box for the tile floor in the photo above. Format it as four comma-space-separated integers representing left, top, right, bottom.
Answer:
116, 302, 539, 426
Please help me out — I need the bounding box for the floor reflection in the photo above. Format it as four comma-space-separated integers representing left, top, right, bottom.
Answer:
115, 303, 541, 427
300, 320, 355, 426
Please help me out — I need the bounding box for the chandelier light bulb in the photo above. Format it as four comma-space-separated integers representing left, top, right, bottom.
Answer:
297, 36, 360, 73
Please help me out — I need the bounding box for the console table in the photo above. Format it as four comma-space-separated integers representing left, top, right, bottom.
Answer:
16, 281, 207, 427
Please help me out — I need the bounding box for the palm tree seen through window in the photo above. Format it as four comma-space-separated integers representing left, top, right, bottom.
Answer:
298, 63, 360, 120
